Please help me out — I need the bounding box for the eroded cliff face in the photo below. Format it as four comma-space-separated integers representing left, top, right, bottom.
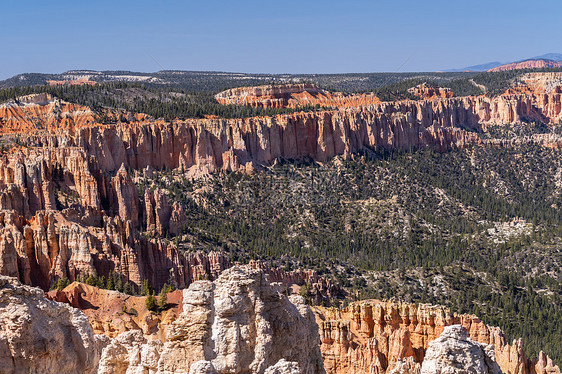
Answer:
1, 273, 560, 374
47, 281, 184, 339
408, 83, 454, 100
314, 300, 560, 374
45, 260, 343, 340
0, 93, 97, 134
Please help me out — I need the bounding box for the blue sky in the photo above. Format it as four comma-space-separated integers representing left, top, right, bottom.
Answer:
1, 0, 560, 79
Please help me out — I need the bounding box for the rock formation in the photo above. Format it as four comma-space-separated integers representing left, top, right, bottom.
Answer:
420, 325, 502, 374
408, 83, 454, 100
47, 281, 183, 339
215, 83, 381, 109
0, 275, 108, 374
314, 300, 560, 374
0, 93, 98, 134
97, 266, 326, 374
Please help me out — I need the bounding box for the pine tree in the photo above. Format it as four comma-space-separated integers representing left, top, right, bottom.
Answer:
145, 291, 157, 312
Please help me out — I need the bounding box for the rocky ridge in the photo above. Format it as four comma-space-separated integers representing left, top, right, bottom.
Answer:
97, 266, 326, 374
407, 83, 454, 100
2, 271, 559, 374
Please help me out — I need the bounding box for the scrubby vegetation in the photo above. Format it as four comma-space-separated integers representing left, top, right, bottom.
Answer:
0, 82, 327, 120
136, 141, 562, 363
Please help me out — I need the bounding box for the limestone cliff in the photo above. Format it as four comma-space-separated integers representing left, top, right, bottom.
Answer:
314, 300, 560, 374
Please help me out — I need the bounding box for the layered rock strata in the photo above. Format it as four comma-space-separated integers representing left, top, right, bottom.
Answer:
489, 59, 562, 72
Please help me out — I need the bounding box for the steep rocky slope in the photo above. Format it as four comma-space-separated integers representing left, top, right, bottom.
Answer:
97, 266, 326, 374
47, 282, 184, 339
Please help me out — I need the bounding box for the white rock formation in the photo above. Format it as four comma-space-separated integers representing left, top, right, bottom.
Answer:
98, 266, 326, 374
0, 275, 108, 374
421, 325, 503, 374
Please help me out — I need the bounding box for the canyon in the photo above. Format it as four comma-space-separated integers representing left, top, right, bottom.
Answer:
0, 75, 561, 293
0, 73, 561, 372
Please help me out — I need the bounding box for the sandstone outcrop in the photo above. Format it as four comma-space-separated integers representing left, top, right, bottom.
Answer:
97, 266, 326, 373
314, 300, 560, 374
0, 273, 559, 374
0, 275, 108, 374
0, 93, 98, 134
420, 325, 502, 374
215, 83, 381, 109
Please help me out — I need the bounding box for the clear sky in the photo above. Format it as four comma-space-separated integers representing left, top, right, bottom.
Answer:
1, 0, 561, 79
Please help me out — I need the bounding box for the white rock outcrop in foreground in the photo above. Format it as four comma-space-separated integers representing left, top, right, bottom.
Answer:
0, 275, 108, 374
421, 325, 503, 374
98, 266, 326, 374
